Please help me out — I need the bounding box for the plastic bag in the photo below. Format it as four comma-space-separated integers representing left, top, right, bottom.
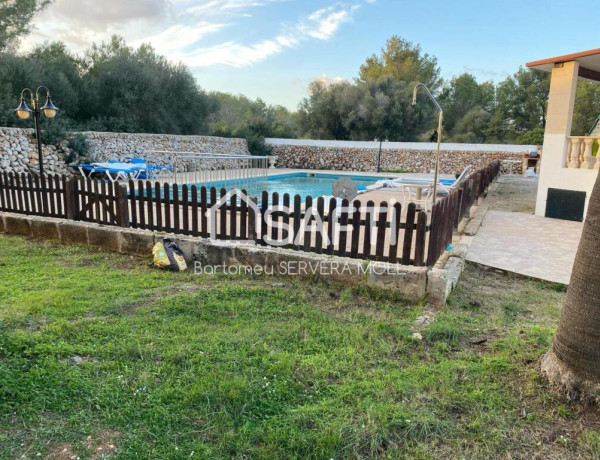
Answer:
152, 238, 187, 271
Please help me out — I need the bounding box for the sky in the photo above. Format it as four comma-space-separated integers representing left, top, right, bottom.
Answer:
20, 0, 600, 109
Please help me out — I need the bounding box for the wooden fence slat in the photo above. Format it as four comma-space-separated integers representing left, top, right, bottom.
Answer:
146, 181, 154, 230
19, 173, 29, 213
389, 202, 402, 264
375, 201, 387, 260
172, 184, 180, 234
138, 180, 146, 230
116, 184, 129, 228
315, 196, 324, 254
191, 185, 199, 237
56, 175, 64, 217
362, 200, 374, 258
248, 196, 258, 242
229, 190, 237, 239
9, 173, 17, 213
155, 182, 162, 231
48, 175, 56, 217
240, 189, 248, 240
93, 180, 101, 223
43, 175, 52, 217
15, 173, 24, 213
414, 211, 427, 266
100, 180, 108, 223
129, 180, 137, 228
200, 186, 208, 238
219, 188, 227, 239
338, 199, 349, 257
402, 202, 416, 265
27, 174, 40, 214
0, 172, 5, 211
303, 196, 313, 252
182, 184, 189, 234
293, 194, 301, 249
326, 197, 336, 255
283, 193, 290, 247
271, 192, 279, 244
164, 183, 171, 232
350, 199, 361, 259
260, 191, 268, 245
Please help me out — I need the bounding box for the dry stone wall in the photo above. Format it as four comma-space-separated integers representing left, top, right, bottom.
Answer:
0, 127, 70, 175
267, 139, 537, 175
0, 127, 249, 175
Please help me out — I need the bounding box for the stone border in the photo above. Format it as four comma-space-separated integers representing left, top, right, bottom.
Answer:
0, 212, 428, 302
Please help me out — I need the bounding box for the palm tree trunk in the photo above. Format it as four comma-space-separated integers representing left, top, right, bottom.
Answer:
542, 172, 600, 400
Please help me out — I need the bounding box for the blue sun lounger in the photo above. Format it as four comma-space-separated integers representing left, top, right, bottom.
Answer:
130, 158, 174, 179
78, 161, 146, 182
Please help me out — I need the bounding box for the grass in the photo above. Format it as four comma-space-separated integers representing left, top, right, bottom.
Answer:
0, 235, 599, 459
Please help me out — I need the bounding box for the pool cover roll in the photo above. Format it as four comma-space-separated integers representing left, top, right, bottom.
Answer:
152, 238, 187, 271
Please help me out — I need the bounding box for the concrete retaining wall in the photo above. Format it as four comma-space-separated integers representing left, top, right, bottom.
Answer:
0, 212, 429, 302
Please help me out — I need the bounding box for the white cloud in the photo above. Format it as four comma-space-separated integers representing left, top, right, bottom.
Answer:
177, 2, 362, 67
21, 0, 374, 70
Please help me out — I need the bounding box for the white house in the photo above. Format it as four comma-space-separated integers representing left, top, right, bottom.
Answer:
527, 48, 600, 221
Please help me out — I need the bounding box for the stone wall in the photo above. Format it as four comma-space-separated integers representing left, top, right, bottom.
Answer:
83, 131, 249, 166
267, 139, 538, 175
0, 127, 249, 175
0, 127, 70, 175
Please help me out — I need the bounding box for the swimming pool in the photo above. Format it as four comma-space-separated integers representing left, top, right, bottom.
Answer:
196, 173, 385, 201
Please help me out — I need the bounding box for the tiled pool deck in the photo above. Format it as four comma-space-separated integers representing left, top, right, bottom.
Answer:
466, 176, 583, 284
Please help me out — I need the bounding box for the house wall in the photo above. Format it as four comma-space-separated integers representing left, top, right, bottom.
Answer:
535, 61, 599, 218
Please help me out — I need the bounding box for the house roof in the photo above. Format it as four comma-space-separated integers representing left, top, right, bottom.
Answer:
526, 48, 600, 81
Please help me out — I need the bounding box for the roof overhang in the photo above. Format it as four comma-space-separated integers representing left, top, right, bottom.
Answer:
526, 48, 600, 82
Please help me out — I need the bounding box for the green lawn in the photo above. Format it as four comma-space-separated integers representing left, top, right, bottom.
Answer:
0, 235, 599, 459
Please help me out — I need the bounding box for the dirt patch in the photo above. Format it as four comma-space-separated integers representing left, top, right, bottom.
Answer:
46, 430, 119, 459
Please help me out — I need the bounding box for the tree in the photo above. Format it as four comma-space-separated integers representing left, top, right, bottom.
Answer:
359, 36, 441, 90
0, 0, 52, 51
439, 73, 494, 138
515, 127, 544, 145
571, 80, 600, 136
541, 173, 600, 401
492, 68, 550, 141
80, 36, 213, 134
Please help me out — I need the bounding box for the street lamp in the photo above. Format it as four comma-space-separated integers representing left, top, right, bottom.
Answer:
375, 135, 387, 173
14, 86, 59, 175
412, 83, 443, 208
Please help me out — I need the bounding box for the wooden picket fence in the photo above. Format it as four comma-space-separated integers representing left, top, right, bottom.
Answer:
426, 160, 501, 265
0, 161, 500, 267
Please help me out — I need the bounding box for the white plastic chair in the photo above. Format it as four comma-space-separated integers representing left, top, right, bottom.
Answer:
401, 184, 433, 211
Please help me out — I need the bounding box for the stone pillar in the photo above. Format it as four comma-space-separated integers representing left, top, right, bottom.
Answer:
581, 138, 595, 169
535, 61, 579, 216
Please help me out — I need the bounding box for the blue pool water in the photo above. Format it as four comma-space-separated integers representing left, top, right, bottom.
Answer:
196, 173, 385, 201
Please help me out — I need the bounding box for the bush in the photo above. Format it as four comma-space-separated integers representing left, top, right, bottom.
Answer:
39, 117, 69, 146
65, 133, 91, 164
515, 127, 544, 145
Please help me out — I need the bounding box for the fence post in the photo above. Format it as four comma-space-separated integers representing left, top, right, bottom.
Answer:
454, 188, 464, 228
64, 176, 79, 221
116, 184, 130, 228
248, 196, 258, 243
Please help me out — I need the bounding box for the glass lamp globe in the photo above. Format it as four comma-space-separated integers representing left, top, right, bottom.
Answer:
14, 98, 32, 119
41, 97, 58, 118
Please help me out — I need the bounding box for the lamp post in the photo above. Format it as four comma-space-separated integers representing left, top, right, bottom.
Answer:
375, 135, 387, 173
412, 83, 443, 208
14, 86, 59, 175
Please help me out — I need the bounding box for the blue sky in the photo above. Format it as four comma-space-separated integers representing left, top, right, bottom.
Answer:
23, 0, 598, 109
